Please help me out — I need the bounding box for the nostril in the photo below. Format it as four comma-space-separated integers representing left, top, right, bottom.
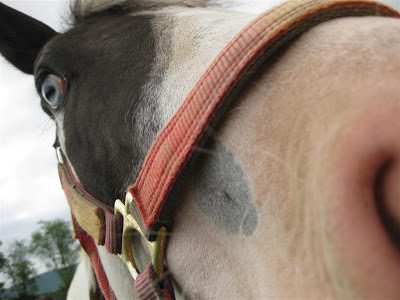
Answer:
374, 159, 400, 251
328, 107, 400, 297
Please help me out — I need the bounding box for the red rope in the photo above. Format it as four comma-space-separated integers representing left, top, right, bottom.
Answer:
74, 219, 118, 300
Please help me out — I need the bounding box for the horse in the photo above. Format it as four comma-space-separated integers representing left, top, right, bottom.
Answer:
2, 0, 400, 299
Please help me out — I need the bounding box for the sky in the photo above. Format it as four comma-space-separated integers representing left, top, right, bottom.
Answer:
1, 0, 399, 271
0, 0, 71, 253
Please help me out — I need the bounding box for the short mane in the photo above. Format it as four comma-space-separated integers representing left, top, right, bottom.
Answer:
71, 0, 211, 23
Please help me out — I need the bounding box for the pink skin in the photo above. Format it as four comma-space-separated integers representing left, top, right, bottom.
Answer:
168, 16, 400, 299
330, 106, 400, 299
385, 156, 400, 223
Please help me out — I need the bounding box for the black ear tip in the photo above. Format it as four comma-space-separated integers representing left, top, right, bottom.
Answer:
0, 2, 58, 75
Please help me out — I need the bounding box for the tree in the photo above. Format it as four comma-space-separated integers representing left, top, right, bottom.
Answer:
0, 241, 8, 298
30, 219, 79, 289
5, 240, 38, 300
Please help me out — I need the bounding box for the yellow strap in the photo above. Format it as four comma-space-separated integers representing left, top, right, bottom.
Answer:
58, 164, 106, 245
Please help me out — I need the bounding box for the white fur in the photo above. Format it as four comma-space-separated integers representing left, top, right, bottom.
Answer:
67, 246, 138, 299
97, 246, 138, 299
55, 112, 82, 183
78, 0, 209, 17
67, 250, 96, 300
80, 0, 128, 13
143, 7, 256, 126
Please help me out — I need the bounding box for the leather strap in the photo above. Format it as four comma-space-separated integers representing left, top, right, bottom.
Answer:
58, 163, 123, 254
73, 217, 118, 300
59, 161, 173, 300
135, 264, 175, 300
128, 0, 400, 237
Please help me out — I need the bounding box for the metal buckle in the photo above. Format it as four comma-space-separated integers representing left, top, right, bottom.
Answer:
114, 192, 167, 280
55, 147, 64, 164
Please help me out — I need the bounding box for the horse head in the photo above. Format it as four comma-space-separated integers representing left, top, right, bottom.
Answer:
2, 0, 400, 299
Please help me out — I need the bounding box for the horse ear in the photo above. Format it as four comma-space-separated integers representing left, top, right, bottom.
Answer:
0, 3, 57, 75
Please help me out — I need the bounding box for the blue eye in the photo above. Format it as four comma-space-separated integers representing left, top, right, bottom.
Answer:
41, 74, 66, 109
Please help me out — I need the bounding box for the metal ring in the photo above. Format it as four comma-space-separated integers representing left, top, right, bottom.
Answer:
55, 147, 65, 164
114, 193, 166, 280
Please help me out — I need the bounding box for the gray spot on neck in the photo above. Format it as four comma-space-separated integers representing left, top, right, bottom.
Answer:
194, 138, 258, 236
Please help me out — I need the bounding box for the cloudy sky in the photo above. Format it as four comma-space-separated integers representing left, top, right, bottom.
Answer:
1, 0, 399, 271
0, 0, 71, 252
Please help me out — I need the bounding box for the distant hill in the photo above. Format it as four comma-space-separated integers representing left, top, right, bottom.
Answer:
4, 265, 77, 299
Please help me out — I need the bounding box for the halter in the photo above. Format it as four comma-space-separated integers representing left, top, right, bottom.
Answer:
56, 0, 399, 299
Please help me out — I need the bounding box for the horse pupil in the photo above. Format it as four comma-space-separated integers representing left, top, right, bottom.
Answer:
45, 87, 55, 100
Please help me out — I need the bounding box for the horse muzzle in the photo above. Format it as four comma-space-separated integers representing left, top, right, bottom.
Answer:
328, 105, 400, 298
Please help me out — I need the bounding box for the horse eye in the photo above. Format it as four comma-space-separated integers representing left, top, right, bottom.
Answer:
40, 74, 66, 109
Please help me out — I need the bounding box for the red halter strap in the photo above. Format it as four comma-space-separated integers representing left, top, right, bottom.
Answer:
57, 1, 399, 299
